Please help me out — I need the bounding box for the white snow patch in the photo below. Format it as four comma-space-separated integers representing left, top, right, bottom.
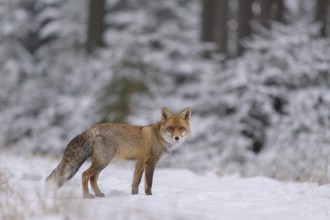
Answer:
1, 153, 330, 220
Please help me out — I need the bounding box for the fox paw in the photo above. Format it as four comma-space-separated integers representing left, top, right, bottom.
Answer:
132, 188, 138, 195
95, 192, 105, 197
145, 189, 152, 195
83, 193, 95, 199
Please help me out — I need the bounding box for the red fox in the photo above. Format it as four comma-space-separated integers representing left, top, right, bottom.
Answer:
46, 107, 191, 198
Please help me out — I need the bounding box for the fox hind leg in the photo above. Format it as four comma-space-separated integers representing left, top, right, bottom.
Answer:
82, 163, 108, 199
90, 171, 105, 197
82, 166, 98, 199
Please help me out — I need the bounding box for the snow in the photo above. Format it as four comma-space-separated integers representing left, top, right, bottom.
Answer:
39, 21, 61, 39
1, 0, 330, 182
1, 2, 330, 217
1, 153, 330, 220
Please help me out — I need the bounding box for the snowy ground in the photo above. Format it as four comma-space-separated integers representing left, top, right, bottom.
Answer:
1, 152, 330, 220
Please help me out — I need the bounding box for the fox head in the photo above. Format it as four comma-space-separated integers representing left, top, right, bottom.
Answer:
159, 107, 191, 146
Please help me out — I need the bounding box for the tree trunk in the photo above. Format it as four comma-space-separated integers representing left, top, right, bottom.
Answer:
259, 0, 272, 28
237, 0, 253, 56
260, 0, 285, 29
201, 0, 216, 42
214, 0, 228, 54
273, 0, 285, 23
86, 0, 105, 53
316, 0, 328, 37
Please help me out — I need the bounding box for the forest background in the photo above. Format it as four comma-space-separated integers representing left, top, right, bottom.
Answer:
1, 0, 330, 183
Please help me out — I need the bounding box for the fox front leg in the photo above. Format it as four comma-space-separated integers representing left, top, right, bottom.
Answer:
144, 161, 155, 195
131, 160, 144, 195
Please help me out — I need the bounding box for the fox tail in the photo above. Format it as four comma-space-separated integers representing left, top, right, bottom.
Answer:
46, 132, 92, 189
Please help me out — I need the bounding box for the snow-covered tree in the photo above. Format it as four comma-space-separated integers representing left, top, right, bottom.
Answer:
1, 0, 330, 184
0, 0, 111, 154
129, 21, 330, 183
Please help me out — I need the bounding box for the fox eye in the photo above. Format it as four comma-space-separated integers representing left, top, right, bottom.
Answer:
168, 127, 174, 131
179, 127, 185, 131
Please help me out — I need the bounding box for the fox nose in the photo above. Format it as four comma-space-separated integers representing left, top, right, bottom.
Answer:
175, 136, 180, 141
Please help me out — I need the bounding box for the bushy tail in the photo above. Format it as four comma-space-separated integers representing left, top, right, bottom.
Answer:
46, 132, 93, 189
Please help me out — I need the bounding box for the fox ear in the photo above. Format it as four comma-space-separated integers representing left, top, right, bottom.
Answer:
161, 108, 173, 120
179, 107, 191, 120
